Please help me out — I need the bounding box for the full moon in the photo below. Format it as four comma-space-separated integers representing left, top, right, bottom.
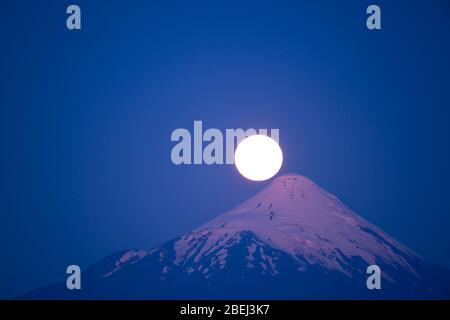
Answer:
234, 135, 283, 181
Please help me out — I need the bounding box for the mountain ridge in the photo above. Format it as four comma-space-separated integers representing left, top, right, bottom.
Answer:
18, 173, 450, 299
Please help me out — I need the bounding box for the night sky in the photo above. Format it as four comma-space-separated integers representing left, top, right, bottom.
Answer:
1, 0, 450, 298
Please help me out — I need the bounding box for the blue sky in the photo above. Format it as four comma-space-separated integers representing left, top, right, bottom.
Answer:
1, 0, 450, 298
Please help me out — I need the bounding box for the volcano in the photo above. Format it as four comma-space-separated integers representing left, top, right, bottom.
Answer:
19, 174, 450, 299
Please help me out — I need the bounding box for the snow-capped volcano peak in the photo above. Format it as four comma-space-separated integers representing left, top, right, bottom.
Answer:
176, 173, 420, 280
20, 173, 450, 299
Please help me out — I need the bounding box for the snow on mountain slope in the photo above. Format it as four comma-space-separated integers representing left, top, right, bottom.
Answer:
173, 174, 419, 282
18, 174, 450, 299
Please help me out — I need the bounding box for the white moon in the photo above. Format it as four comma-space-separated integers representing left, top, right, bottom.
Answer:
234, 135, 283, 181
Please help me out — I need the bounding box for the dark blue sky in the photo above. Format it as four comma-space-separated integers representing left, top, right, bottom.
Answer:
1, 0, 450, 298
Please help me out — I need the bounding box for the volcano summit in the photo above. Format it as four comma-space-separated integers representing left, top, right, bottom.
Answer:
20, 174, 450, 299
